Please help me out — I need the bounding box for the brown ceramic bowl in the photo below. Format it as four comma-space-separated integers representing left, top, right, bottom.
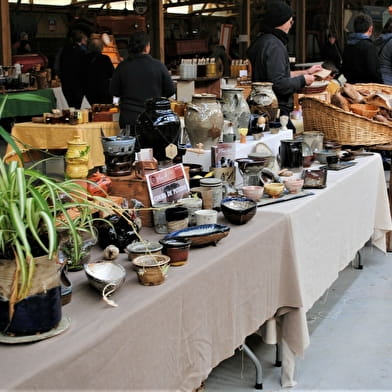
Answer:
221, 197, 257, 225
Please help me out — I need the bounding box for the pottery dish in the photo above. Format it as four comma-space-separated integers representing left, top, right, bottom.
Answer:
284, 178, 304, 194
314, 150, 338, 164
84, 261, 126, 292
164, 224, 230, 247
221, 197, 257, 225
125, 241, 163, 261
264, 182, 285, 198
242, 185, 264, 201
132, 254, 171, 286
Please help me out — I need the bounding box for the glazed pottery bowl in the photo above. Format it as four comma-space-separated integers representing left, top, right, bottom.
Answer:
242, 185, 264, 201
220, 196, 257, 225
284, 178, 304, 194
314, 150, 338, 164
264, 182, 285, 198
159, 238, 191, 266
132, 254, 171, 286
125, 241, 163, 261
84, 261, 126, 292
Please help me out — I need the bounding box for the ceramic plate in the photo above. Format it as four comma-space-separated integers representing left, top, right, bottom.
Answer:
164, 224, 230, 247
0, 315, 71, 344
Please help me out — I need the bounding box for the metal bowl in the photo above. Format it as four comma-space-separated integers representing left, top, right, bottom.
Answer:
84, 261, 126, 292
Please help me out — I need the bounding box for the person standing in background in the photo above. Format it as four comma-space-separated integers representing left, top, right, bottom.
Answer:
109, 31, 175, 131
58, 29, 88, 109
341, 13, 382, 84
246, 1, 321, 131
374, 17, 392, 85
321, 32, 342, 71
84, 37, 114, 105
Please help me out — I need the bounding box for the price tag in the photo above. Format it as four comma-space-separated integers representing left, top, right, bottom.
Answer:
165, 143, 178, 160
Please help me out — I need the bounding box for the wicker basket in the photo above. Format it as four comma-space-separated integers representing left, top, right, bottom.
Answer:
301, 83, 392, 146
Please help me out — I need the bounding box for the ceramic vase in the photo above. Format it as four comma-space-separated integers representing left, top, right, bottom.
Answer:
184, 93, 224, 150
135, 97, 181, 164
220, 87, 251, 138
0, 255, 62, 335
247, 82, 279, 122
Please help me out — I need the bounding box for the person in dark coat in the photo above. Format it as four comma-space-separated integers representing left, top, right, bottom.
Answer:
84, 38, 114, 105
246, 1, 321, 128
374, 17, 392, 85
321, 32, 342, 71
341, 13, 382, 84
109, 31, 175, 130
59, 29, 88, 109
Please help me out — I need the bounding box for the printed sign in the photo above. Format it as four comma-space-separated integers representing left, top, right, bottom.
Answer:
145, 164, 190, 205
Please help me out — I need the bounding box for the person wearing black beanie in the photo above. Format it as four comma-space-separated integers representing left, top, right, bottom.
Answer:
247, 1, 322, 131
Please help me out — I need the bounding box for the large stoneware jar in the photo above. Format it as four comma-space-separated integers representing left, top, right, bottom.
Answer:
221, 87, 251, 136
184, 93, 224, 150
135, 97, 181, 163
247, 82, 279, 122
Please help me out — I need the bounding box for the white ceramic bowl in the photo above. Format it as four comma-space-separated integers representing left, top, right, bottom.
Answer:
284, 178, 304, 194
242, 185, 264, 201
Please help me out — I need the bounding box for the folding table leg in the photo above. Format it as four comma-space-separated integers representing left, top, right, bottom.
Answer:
241, 343, 263, 389
275, 343, 282, 367
351, 250, 363, 270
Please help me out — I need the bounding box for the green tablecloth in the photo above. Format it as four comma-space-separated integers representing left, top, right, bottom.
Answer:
0, 88, 56, 118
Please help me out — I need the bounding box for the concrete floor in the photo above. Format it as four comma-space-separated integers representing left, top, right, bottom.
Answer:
205, 243, 392, 391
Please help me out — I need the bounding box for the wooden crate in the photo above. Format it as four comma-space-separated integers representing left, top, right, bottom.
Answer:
109, 173, 154, 227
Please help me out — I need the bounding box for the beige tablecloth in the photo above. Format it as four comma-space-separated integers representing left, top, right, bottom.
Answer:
6, 121, 120, 169
0, 154, 390, 391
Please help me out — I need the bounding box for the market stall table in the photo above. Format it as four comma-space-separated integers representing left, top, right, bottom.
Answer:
0, 88, 56, 118
5, 121, 120, 169
0, 154, 390, 391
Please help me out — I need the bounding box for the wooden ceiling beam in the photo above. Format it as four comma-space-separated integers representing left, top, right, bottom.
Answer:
163, 1, 236, 9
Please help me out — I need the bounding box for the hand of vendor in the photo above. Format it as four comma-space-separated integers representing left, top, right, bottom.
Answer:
304, 74, 316, 85
306, 64, 323, 75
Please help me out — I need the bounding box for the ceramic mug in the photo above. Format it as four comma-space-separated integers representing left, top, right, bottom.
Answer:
195, 209, 218, 225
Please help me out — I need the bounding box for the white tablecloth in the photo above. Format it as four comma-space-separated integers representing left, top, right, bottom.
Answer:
1, 153, 390, 390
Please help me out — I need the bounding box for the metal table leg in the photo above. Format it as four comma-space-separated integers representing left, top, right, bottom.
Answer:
241, 343, 263, 389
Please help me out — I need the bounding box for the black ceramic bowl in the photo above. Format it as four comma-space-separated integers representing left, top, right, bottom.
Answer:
220, 196, 257, 225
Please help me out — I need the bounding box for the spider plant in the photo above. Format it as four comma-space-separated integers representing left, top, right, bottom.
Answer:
0, 124, 133, 320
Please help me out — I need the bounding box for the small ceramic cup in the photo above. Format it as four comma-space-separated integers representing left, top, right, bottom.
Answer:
242, 185, 264, 201
195, 209, 218, 225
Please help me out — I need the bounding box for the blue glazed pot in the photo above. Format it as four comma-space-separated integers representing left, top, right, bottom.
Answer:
0, 286, 62, 335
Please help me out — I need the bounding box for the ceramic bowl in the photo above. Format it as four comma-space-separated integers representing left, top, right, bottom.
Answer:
264, 182, 285, 198
242, 185, 264, 201
132, 254, 171, 286
314, 150, 338, 164
159, 238, 191, 266
220, 197, 257, 225
84, 261, 126, 292
284, 178, 304, 194
125, 241, 163, 261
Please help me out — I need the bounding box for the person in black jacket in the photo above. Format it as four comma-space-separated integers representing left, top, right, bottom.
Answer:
247, 1, 321, 128
109, 31, 175, 130
59, 29, 88, 109
341, 13, 382, 84
84, 38, 114, 105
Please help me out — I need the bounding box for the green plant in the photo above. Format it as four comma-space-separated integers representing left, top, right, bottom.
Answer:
0, 124, 133, 320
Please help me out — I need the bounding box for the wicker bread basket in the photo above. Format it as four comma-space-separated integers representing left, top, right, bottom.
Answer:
301, 83, 392, 146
